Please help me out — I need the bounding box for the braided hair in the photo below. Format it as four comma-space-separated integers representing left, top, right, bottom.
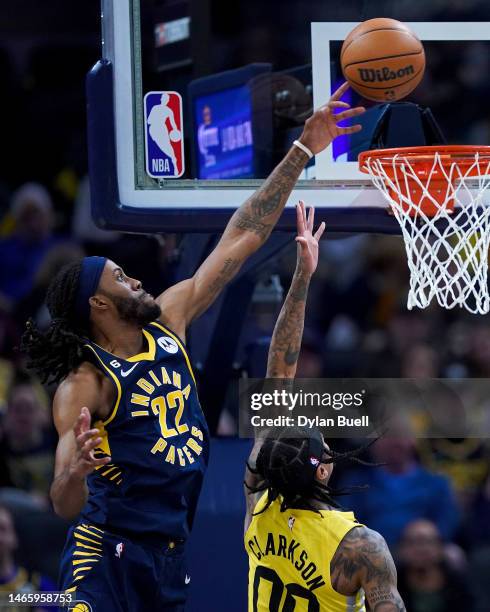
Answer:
246, 428, 378, 516
20, 261, 89, 384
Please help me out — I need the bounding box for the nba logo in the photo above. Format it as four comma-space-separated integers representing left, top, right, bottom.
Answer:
144, 91, 185, 178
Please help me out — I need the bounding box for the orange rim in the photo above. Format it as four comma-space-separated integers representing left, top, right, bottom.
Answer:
359, 145, 490, 172
358, 146, 490, 217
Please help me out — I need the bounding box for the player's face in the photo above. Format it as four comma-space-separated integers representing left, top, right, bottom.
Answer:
97, 260, 161, 326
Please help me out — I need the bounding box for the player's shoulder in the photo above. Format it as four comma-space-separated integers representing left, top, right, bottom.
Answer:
55, 361, 104, 400
53, 362, 107, 429
337, 524, 388, 552
331, 526, 393, 593
150, 317, 187, 347
332, 525, 390, 568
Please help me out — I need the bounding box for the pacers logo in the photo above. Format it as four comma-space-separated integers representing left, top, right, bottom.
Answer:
69, 602, 92, 612
144, 91, 185, 178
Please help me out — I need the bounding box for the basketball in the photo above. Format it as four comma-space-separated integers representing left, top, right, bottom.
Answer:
169, 129, 181, 142
341, 18, 425, 102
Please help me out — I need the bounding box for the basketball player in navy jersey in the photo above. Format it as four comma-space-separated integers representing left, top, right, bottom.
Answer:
21, 84, 364, 611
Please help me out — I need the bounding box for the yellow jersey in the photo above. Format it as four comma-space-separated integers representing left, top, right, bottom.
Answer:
245, 493, 366, 612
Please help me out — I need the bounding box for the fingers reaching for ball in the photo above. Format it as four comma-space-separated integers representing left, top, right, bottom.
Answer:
330, 81, 351, 101
332, 104, 366, 135
300, 82, 365, 154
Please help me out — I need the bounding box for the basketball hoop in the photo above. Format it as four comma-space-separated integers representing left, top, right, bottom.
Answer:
359, 146, 490, 314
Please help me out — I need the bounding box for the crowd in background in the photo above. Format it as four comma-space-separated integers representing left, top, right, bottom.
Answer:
0, 0, 490, 610
3, 186, 490, 610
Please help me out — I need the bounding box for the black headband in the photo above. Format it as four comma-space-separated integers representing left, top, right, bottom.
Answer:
259, 428, 325, 494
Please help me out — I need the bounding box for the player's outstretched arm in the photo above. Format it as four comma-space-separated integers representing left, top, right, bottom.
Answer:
50, 367, 110, 520
244, 202, 325, 526
266, 201, 325, 379
331, 526, 406, 612
156, 83, 363, 339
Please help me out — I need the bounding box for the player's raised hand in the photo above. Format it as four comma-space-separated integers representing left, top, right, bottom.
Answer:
295, 201, 325, 276
70, 406, 111, 479
299, 82, 365, 155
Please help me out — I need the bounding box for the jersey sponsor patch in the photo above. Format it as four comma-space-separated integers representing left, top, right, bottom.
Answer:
144, 91, 185, 178
157, 336, 179, 354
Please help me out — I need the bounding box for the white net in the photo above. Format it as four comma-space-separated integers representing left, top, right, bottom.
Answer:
362, 150, 490, 314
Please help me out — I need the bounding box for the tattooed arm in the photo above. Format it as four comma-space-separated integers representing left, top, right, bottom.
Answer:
156, 83, 364, 341
331, 526, 406, 612
244, 202, 325, 529
265, 202, 324, 379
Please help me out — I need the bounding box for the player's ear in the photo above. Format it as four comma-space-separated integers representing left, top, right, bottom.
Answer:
89, 293, 110, 312
315, 463, 331, 483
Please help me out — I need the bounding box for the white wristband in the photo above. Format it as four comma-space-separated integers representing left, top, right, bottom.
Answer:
293, 139, 314, 159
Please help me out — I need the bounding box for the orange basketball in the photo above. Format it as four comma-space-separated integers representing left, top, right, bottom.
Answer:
341, 18, 425, 102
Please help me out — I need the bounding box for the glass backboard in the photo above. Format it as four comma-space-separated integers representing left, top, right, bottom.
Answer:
88, 0, 490, 232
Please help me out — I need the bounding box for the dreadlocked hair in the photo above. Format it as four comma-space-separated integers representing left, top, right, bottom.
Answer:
20, 261, 89, 384
246, 434, 380, 516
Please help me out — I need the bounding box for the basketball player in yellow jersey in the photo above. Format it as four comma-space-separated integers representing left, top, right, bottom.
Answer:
244, 203, 406, 611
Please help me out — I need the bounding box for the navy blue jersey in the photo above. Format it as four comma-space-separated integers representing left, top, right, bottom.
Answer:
80, 321, 209, 543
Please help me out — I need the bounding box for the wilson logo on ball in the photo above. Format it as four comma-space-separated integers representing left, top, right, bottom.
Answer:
341, 17, 425, 102
358, 65, 415, 83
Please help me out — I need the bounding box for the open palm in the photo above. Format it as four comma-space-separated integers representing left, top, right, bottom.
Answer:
295, 201, 325, 276
300, 82, 365, 155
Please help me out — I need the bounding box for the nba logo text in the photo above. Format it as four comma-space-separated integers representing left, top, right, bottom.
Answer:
144, 91, 185, 178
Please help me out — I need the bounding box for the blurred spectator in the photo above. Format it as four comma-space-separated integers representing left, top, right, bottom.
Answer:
338, 435, 459, 548
15, 242, 85, 330
0, 504, 56, 611
0, 372, 55, 504
418, 438, 490, 508
71, 175, 119, 247
401, 343, 440, 378
397, 519, 476, 612
309, 235, 377, 335
386, 310, 436, 358
0, 184, 58, 308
